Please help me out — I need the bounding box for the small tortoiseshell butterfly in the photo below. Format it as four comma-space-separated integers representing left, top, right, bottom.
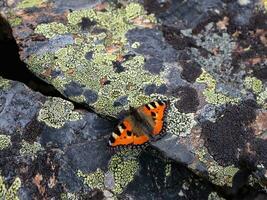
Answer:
108, 100, 169, 147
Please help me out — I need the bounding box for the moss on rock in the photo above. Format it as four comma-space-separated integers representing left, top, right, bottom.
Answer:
37, 97, 82, 128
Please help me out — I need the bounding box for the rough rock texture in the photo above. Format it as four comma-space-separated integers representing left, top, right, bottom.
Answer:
0, 78, 224, 199
0, 0, 267, 199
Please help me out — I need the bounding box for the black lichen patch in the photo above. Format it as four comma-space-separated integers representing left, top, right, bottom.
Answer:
143, 84, 157, 95
156, 84, 168, 94
84, 51, 93, 61
23, 117, 44, 143
113, 96, 128, 107
112, 61, 125, 73
253, 66, 267, 82
144, 58, 163, 74
180, 60, 202, 83
50, 70, 61, 79
83, 89, 98, 104
78, 17, 97, 31
144, 84, 168, 95
172, 86, 199, 113
143, 0, 171, 15
161, 25, 197, 50
126, 28, 177, 62
63, 81, 84, 97
201, 100, 258, 166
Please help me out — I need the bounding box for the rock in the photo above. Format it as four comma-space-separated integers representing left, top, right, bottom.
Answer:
1, 0, 267, 198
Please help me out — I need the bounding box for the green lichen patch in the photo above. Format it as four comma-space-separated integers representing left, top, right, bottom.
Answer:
77, 168, 105, 190
28, 3, 161, 116
0, 76, 11, 90
208, 164, 239, 187
164, 98, 196, 137
0, 134, 11, 150
244, 76, 263, 94
0, 176, 21, 200
196, 71, 240, 105
208, 192, 225, 200
17, 0, 46, 9
67, 3, 156, 45
34, 22, 69, 39
19, 140, 43, 157
37, 97, 82, 128
196, 148, 239, 187
108, 150, 140, 194
257, 89, 267, 109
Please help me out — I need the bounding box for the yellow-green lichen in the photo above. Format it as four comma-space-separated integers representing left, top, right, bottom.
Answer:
19, 140, 43, 157
163, 97, 196, 137
0, 76, 11, 90
17, 0, 46, 9
244, 76, 263, 94
257, 89, 267, 109
208, 192, 225, 200
0, 134, 11, 150
37, 97, 82, 128
0, 176, 21, 200
35, 22, 69, 39
77, 168, 105, 190
60, 192, 79, 200
28, 3, 161, 117
108, 150, 140, 194
196, 148, 239, 187
67, 3, 155, 44
196, 71, 240, 105
8, 16, 22, 27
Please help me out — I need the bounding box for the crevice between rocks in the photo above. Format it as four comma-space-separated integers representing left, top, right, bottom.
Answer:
0, 14, 116, 122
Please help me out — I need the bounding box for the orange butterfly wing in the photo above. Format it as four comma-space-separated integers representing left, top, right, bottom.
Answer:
108, 100, 168, 147
108, 118, 149, 147
140, 100, 168, 135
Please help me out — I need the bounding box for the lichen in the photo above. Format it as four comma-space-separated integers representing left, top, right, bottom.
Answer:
60, 192, 79, 200
195, 148, 239, 186
165, 99, 196, 137
34, 22, 69, 39
208, 164, 239, 187
108, 149, 140, 194
0, 76, 11, 90
244, 76, 263, 94
19, 140, 43, 157
67, 3, 155, 45
257, 89, 267, 109
196, 71, 240, 105
0, 134, 11, 150
77, 149, 140, 195
0, 176, 21, 200
8, 16, 22, 27
28, 3, 160, 117
77, 168, 105, 190
17, 0, 46, 9
37, 97, 82, 128
208, 192, 225, 200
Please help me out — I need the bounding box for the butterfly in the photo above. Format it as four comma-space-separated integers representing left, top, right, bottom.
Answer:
108, 100, 169, 147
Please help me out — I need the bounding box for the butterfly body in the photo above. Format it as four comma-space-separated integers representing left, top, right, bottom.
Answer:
108, 100, 169, 147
